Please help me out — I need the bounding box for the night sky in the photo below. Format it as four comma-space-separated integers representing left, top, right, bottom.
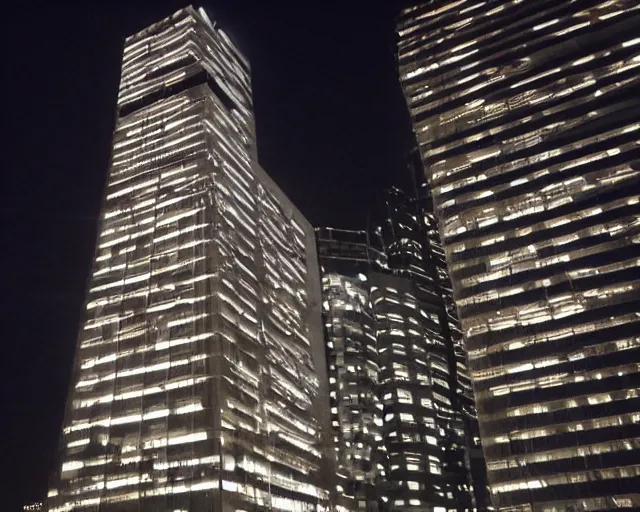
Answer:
2, 1, 414, 509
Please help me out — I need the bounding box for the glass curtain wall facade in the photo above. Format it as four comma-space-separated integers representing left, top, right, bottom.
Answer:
318, 183, 487, 512
398, 2, 640, 511
410, 150, 492, 512
373, 188, 480, 512
48, 6, 331, 512
316, 228, 387, 512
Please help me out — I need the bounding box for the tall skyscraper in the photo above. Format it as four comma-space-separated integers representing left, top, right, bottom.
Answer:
317, 182, 489, 512
47, 6, 331, 512
398, 2, 640, 511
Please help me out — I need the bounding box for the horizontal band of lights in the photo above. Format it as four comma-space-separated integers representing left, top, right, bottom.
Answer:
398, 1, 640, 511
48, 6, 330, 512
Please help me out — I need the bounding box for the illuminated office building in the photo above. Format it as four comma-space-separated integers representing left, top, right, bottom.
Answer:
47, 6, 331, 512
317, 181, 487, 512
398, 2, 640, 511
408, 150, 492, 512
373, 187, 478, 512
316, 228, 386, 512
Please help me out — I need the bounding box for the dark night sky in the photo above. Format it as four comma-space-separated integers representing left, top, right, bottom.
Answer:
1, 1, 413, 508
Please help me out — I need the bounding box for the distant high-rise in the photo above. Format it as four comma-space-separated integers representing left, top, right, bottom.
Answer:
317, 181, 489, 512
48, 6, 331, 512
316, 228, 386, 512
374, 187, 481, 512
398, 2, 640, 511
